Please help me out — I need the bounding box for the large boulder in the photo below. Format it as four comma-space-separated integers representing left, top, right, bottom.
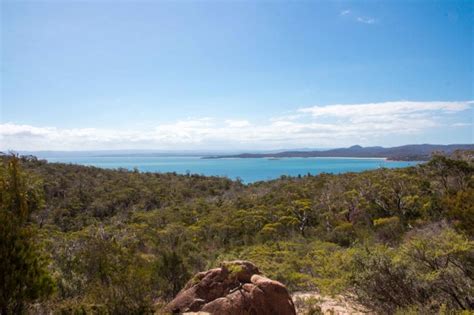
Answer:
164, 260, 296, 315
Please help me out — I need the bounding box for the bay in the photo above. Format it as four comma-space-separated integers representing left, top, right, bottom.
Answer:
42, 156, 420, 183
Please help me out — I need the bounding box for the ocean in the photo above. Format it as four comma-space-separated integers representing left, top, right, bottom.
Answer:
42, 156, 420, 183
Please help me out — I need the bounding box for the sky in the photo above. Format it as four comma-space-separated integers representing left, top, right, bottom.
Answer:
1, 0, 473, 151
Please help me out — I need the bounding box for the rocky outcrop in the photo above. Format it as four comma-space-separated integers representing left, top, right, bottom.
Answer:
164, 260, 296, 315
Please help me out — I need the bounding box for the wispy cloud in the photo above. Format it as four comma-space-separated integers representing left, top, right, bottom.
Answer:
452, 122, 472, 127
1, 101, 472, 151
340, 9, 377, 25
356, 17, 376, 24
340, 10, 351, 16
298, 101, 471, 118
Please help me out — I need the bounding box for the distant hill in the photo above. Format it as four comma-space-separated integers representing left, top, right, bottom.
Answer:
204, 144, 474, 161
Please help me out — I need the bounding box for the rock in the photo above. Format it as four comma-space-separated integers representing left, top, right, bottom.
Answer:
164, 260, 296, 315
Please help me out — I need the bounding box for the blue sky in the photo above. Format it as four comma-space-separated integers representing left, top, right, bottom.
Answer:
1, 0, 472, 150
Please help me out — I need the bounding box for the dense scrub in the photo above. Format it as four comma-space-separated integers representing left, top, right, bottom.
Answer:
1, 152, 473, 314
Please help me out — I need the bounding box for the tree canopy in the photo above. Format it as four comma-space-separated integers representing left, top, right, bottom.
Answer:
1, 151, 473, 314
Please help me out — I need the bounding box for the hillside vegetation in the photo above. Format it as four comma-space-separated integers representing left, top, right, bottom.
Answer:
1, 152, 473, 314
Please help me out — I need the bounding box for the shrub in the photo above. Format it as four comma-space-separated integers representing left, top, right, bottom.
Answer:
373, 216, 402, 244
0, 156, 55, 314
351, 227, 474, 313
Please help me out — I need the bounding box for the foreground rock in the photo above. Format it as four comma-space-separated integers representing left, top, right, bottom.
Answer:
164, 260, 296, 315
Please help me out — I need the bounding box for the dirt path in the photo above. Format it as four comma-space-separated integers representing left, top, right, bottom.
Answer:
292, 291, 374, 315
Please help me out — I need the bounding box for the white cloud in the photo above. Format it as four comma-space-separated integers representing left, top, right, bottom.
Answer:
1, 101, 471, 151
299, 101, 471, 118
452, 122, 471, 127
0, 123, 56, 137
356, 17, 376, 24
225, 120, 251, 128
340, 10, 377, 24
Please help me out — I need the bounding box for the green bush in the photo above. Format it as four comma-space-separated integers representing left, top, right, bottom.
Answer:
0, 156, 55, 313
373, 216, 402, 244
351, 226, 474, 313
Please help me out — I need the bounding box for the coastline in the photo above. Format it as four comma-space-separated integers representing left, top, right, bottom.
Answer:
202, 155, 426, 162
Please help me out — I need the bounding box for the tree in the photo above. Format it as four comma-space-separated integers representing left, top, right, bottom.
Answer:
0, 156, 54, 314
289, 199, 317, 237
441, 188, 474, 236
426, 154, 473, 194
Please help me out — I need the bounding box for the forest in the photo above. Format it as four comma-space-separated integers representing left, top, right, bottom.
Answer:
1, 151, 473, 314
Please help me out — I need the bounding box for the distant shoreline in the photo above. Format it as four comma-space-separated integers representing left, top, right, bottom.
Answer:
206, 156, 390, 160
202, 144, 473, 161
10, 143, 472, 162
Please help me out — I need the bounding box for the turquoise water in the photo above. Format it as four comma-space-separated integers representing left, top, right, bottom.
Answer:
43, 156, 420, 183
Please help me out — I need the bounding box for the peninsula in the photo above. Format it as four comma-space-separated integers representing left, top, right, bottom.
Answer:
204, 144, 474, 161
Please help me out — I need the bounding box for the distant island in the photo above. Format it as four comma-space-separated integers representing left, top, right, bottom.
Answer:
203, 144, 474, 161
